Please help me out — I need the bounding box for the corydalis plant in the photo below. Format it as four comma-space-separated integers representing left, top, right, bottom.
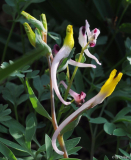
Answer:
52, 69, 123, 155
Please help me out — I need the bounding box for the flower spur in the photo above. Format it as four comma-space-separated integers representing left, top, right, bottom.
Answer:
52, 69, 123, 155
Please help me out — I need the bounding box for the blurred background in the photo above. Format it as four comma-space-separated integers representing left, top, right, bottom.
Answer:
0, 0, 131, 160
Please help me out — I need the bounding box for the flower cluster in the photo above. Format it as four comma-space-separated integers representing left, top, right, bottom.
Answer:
21, 11, 123, 156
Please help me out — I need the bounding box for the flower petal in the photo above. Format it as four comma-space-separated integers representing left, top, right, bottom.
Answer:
51, 46, 71, 105
68, 59, 96, 68
84, 49, 101, 65
78, 26, 87, 48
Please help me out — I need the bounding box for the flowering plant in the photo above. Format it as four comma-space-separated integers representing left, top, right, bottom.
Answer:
1, 1, 131, 160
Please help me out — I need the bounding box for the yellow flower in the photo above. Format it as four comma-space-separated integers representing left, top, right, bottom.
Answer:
52, 69, 123, 155
100, 69, 123, 98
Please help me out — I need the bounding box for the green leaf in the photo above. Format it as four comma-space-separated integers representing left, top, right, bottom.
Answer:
104, 122, 116, 135
93, 157, 98, 160
59, 158, 80, 160
26, 79, 52, 121
17, 94, 29, 105
0, 104, 12, 122
75, 53, 86, 63
0, 141, 17, 160
45, 134, 53, 159
104, 110, 114, 118
31, 0, 46, 3
61, 115, 82, 135
0, 137, 27, 153
115, 107, 131, 119
97, 36, 108, 45
65, 137, 81, 151
122, 60, 131, 76
26, 70, 39, 79
90, 53, 103, 80
119, 23, 131, 33
48, 32, 61, 45
74, 69, 84, 93
2, 4, 16, 18
113, 128, 127, 136
25, 117, 36, 142
90, 117, 108, 124
0, 47, 47, 82
5, 0, 15, 6
119, 148, 130, 157
104, 155, 109, 160
93, 0, 113, 20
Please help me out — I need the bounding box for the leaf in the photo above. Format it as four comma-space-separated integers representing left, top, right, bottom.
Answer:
0, 104, 12, 122
122, 60, 131, 76
61, 115, 82, 135
26, 70, 39, 79
104, 155, 109, 160
48, 32, 61, 45
65, 137, 81, 151
0, 47, 47, 82
93, 158, 98, 160
97, 36, 108, 45
5, 0, 16, 6
113, 128, 127, 136
90, 53, 103, 80
115, 107, 131, 119
59, 158, 80, 160
31, 0, 46, 3
9, 127, 31, 152
104, 110, 114, 118
75, 53, 86, 63
25, 117, 36, 142
45, 134, 53, 159
0, 141, 17, 160
74, 69, 84, 93
119, 148, 130, 157
2, 4, 16, 18
17, 94, 29, 105
0, 137, 27, 152
104, 122, 116, 135
93, 0, 113, 20
119, 23, 131, 33
26, 79, 52, 121
90, 117, 108, 124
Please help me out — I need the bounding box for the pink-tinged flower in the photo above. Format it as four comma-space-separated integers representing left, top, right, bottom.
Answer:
78, 20, 101, 65
52, 69, 123, 155
51, 25, 74, 106
52, 44, 60, 56
59, 81, 86, 106
52, 44, 96, 69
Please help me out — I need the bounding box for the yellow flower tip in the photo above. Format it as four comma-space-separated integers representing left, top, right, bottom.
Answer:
64, 25, 74, 49
100, 69, 123, 98
23, 23, 36, 47
21, 11, 36, 20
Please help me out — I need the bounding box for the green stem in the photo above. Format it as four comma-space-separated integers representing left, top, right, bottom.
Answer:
117, 4, 129, 27
57, 42, 90, 123
90, 136, 95, 160
116, 137, 120, 155
14, 105, 18, 121
20, 23, 25, 54
2, 21, 16, 63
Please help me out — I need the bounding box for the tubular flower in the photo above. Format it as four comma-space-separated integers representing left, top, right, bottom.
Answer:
78, 20, 101, 65
59, 81, 86, 106
52, 44, 96, 68
51, 25, 74, 105
52, 69, 123, 155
